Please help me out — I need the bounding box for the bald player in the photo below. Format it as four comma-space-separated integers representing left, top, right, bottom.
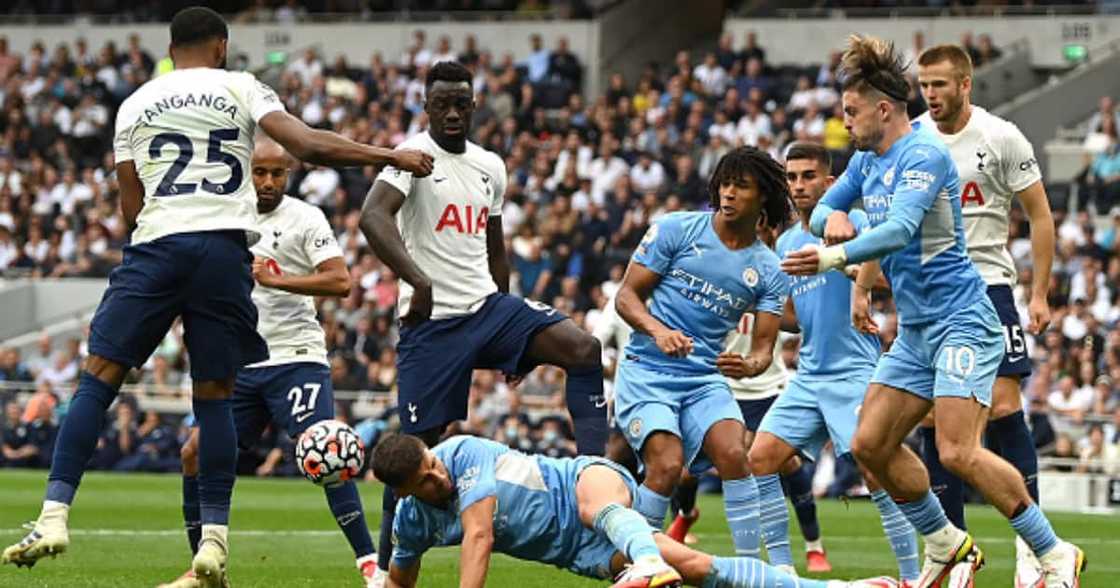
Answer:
160, 139, 378, 588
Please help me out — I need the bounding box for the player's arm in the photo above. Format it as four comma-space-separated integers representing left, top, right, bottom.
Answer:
851, 260, 882, 335
616, 262, 692, 357
387, 560, 421, 588
486, 218, 510, 293
359, 181, 433, 324
717, 311, 780, 378
779, 294, 800, 333
458, 495, 497, 588
809, 156, 865, 242
115, 161, 144, 231
843, 262, 890, 289
253, 257, 350, 297
1016, 180, 1055, 334
258, 110, 433, 175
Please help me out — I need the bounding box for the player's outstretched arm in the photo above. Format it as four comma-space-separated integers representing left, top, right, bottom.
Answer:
252, 257, 350, 297
387, 560, 421, 588
1017, 181, 1055, 333
458, 496, 497, 588
615, 262, 693, 357
258, 110, 433, 175
778, 297, 800, 334
359, 181, 434, 324
115, 161, 144, 230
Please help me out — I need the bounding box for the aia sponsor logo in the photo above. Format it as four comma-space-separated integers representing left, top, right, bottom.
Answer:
434, 203, 490, 233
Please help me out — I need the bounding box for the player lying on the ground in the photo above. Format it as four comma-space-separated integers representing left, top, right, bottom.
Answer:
372, 433, 900, 588
157, 140, 378, 588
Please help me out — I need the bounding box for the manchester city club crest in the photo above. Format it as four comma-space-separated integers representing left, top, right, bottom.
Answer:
628, 418, 643, 439
742, 267, 759, 288
883, 166, 895, 186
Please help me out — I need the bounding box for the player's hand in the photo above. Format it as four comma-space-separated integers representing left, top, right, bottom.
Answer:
401, 281, 433, 327
716, 352, 750, 379
823, 211, 856, 245
1027, 295, 1051, 335
851, 285, 879, 335
392, 149, 434, 177
653, 329, 693, 358
252, 257, 282, 288
781, 246, 822, 276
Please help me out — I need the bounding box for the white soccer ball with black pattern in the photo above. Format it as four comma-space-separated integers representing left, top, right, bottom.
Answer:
295, 420, 365, 487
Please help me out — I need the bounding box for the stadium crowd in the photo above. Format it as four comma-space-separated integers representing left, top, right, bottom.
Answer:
0, 27, 1118, 482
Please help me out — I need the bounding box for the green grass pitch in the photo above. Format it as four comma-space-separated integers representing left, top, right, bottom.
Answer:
0, 469, 1114, 586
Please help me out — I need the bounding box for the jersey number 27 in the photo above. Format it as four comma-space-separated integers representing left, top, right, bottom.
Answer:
150, 128, 243, 196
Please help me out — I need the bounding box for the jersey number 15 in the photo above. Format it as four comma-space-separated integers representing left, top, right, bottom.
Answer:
150, 128, 243, 196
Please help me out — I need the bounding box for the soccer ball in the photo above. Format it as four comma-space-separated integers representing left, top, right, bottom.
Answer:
295, 420, 365, 487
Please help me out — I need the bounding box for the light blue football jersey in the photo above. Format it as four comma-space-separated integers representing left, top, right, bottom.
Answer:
391, 436, 595, 572
809, 124, 986, 326
775, 211, 880, 377
623, 211, 788, 376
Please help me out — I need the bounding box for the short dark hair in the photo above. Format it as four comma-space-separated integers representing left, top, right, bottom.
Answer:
425, 60, 472, 93
708, 146, 792, 230
372, 433, 427, 488
784, 141, 832, 171
839, 34, 910, 105
170, 7, 228, 48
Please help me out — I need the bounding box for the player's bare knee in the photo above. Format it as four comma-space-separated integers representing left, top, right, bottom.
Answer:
935, 437, 978, 475
712, 440, 750, 479
643, 457, 684, 495
746, 444, 780, 477
81, 355, 128, 388
193, 379, 234, 401
850, 433, 884, 469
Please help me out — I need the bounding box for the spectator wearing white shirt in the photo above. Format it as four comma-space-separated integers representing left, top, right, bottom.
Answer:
299, 166, 341, 207
629, 151, 666, 194
0, 226, 16, 269
430, 36, 456, 65
736, 99, 771, 146
588, 137, 629, 204
787, 76, 817, 113
286, 48, 323, 87
1049, 375, 1094, 420
793, 102, 826, 142
403, 30, 433, 70
49, 169, 93, 215
0, 157, 21, 194
551, 132, 593, 185
707, 110, 737, 144
693, 52, 728, 96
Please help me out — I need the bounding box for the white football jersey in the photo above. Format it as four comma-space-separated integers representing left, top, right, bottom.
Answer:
917, 106, 1041, 286
375, 131, 507, 320
248, 196, 344, 368
113, 68, 283, 246
723, 312, 788, 401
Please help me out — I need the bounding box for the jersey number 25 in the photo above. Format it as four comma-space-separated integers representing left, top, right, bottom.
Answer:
150, 128, 243, 196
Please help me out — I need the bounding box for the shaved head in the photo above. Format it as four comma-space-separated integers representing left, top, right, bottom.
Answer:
252, 138, 294, 214
253, 137, 289, 163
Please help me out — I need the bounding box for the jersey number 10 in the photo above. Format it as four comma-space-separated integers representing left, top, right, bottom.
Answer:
150, 128, 243, 196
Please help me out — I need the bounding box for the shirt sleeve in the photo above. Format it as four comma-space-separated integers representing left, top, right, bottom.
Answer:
374, 150, 415, 198
842, 146, 949, 264
449, 440, 499, 513
755, 258, 789, 316
489, 157, 506, 216
390, 501, 432, 569
241, 73, 284, 123
112, 99, 136, 164
632, 214, 684, 275
809, 153, 865, 236
849, 209, 872, 235
303, 208, 345, 268
999, 122, 1042, 193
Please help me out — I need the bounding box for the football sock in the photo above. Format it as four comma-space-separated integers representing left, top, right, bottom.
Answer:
671, 476, 699, 516
871, 489, 920, 581
919, 425, 966, 530
703, 556, 830, 588
183, 474, 202, 554
1009, 503, 1059, 557
757, 474, 793, 566
782, 461, 820, 542
723, 476, 762, 558
988, 411, 1040, 503
896, 490, 951, 536
592, 502, 660, 562
376, 487, 396, 571
193, 397, 237, 526
325, 481, 376, 558
565, 366, 608, 456
634, 484, 671, 529
45, 371, 118, 505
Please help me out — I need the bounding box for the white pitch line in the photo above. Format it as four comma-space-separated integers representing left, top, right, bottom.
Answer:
0, 528, 339, 537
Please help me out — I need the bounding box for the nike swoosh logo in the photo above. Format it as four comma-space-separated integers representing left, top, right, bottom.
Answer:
295, 413, 315, 423
1007, 355, 1025, 362
433, 177, 448, 183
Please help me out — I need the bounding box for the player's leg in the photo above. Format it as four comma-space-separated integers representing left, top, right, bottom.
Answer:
916, 411, 966, 531
860, 467, 920, 584
636, 431, 686, 529
270, 363, 378, 579
575, 463, 680, 585
181, 427, 202, 555
493, 295, 609, 455
666, 472, 700, 543
695, 410, 762, 559
739, 395, 795, 569
181, 232, 270, 587
3, 240, 185, 567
